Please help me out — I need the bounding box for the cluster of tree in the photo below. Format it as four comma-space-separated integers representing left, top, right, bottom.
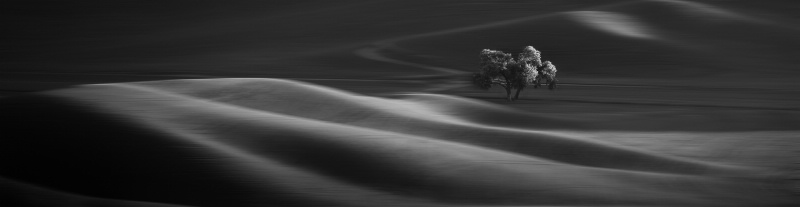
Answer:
473, 46, 558, 101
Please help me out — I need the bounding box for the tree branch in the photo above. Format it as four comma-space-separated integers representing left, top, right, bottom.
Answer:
490, 80, 508, 89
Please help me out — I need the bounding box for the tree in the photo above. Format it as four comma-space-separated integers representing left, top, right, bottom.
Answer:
473, 49, 515, 101
534, 60, 558, 90
473, 46, 558, 101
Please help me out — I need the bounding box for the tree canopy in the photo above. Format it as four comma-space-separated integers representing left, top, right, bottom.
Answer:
473, 46, 558, 101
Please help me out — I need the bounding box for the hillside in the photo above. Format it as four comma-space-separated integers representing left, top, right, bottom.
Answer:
1, 78, 797, 206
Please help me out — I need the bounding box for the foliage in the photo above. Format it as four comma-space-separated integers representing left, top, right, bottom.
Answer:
541, 60, 557, 80
473, 46, 558, 100
518, 46, 542, 67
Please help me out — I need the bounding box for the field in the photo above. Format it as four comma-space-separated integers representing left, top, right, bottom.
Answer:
2, 0, 799, 206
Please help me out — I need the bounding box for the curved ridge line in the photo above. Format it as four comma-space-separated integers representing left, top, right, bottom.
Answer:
150, 123, 449, 207
352, 1, 639, 76
99, 82, 753, 176
92, 84, 455, 206
96, 83, 564, 164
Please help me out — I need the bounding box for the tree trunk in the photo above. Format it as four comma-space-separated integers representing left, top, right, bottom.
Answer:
548, 79, 557, 90
499, 74, 513, 101
514, 87, 524, 100
505, 87, 512, 101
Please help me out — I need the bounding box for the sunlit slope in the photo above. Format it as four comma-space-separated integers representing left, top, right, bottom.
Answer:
387, 0, 800, 87
1, 78, 796, 206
